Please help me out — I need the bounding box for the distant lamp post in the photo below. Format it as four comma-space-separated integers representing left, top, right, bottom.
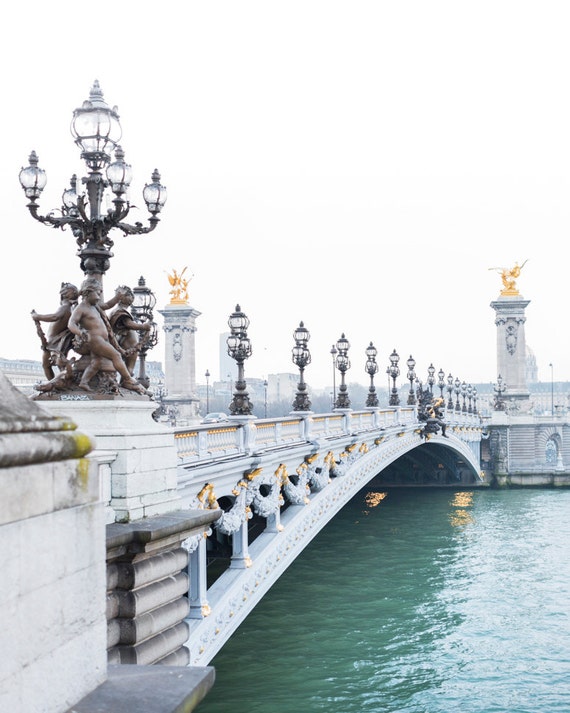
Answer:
264, 379, 268, 418
19, 81, 167, 283
131, 276, 158, 389
454, 377, 461, 411
330, 344, 338, 404
447, 374, 454, 410
334, 333, 351, 409
365, 342, 379, 408
437, 369, 446, 399
461, 381, 468, 412
226, 304, 253, 416
154, 380, 168, 418
493, 374, 506, 411
467, 384, 473, 413
205, 369, 210, 414
388, 349, 400, 406
427, 363, 436, 394
292, 321, 312, 412
406, 355, 416, 405
472, 387, 478, 415
549, 362, 554, 415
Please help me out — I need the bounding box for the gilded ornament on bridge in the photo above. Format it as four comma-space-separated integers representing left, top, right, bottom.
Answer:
167, 266, 192, 304
489, 260, 527, 296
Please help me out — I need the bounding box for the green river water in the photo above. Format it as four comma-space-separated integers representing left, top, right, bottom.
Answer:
196, 487, 570, 713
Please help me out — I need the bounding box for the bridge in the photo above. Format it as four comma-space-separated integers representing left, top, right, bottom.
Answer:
173, 405, 483, 665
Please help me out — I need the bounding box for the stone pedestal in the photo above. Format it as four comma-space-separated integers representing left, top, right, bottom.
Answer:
490, 294, 531, 406
158, 303, 202, 425
38, 400, 181, 523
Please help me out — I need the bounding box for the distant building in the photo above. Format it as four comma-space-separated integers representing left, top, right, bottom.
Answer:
219, 332, 237, 382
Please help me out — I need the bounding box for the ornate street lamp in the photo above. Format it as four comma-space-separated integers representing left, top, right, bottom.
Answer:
131, 276, 158, 389
437, 369, 446, 399
330, 344, 338, 405
205, 369, 211, 414
447, 374, 454, 410
334, 334, 351, 409
19, 81, 167, 284
461, 381, 468, 413
152, 380, 168, 419
427, 363, 436, 394
263, 379, 268, 418
454, 377, 461, 411
406, 355, 416, 405
493, 374, 507, 411
226, 305, 253, 416
472, 387, 478, 414
388, 349, 400, 406
292, 321, 312, 412
467, 384, 473, 413
365, 342, 379, 408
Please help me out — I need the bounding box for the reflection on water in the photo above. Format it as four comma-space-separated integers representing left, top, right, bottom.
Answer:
449, 490, 475, 526
197, 488, 570, 713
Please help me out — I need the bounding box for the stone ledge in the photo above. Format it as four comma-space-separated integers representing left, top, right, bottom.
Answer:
107, 509, 221, 552
66, 665, 215, 713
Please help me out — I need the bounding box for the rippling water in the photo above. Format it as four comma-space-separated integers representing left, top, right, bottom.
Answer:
196, 488, 570, 713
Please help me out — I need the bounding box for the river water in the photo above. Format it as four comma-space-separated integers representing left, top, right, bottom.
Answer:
196, 487, 570, 713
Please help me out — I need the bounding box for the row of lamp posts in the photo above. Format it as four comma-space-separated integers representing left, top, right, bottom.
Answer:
224, 306, 478, 416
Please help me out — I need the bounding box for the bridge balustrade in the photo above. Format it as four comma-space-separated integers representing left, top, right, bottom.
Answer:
173, 406, 476, 463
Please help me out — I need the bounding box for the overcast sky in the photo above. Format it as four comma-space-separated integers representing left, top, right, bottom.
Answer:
2, 1, 569, 390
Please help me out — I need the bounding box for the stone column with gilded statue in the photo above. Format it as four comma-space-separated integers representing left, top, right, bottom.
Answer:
158, 267, 201, 425
489, 260, 531, 409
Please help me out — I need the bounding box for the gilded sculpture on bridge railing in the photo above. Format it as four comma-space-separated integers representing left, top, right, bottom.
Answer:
489, 260, 528, 296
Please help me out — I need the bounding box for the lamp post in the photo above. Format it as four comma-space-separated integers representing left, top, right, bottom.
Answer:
447, 374, 454, 410
461, 381, 468, 412
454, 377, 461, 411
226, 305, 253, 416
549, 362, 554, 415
365, 342, 379, 408
19, 81, 166, 285
154, 380, 168, 418
472, 387, 478, 415
330, 344, 338, 405
388, 349, 400, 406
437, 369, 446, 399
334, 334, 351, 409
467, 384, 473, 413
427, 363, 436, 394
292, 321, 312, 412
406, 355, 416, 405
205, 369, 210, 414
131, 276, 158, 389
264, 379, 268, 418
493, 374, 507, 411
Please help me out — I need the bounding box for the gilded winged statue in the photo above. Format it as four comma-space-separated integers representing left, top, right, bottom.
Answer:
167, 267, 192, 304
489, 260, 528, 296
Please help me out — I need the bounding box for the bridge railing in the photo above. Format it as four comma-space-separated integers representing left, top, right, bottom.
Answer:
174, 406, 479, 462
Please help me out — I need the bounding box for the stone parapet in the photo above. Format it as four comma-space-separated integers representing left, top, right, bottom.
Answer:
106, 509, 221, 666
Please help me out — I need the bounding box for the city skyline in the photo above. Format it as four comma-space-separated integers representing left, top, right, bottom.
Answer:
2, 2, 570, 389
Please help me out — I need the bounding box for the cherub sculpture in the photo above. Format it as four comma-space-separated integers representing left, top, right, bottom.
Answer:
31, 282, 79, 380
68, 278, 147, 394
106, 285, 152, 376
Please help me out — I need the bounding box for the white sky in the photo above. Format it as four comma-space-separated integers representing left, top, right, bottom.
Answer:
2, 1, 569, 390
